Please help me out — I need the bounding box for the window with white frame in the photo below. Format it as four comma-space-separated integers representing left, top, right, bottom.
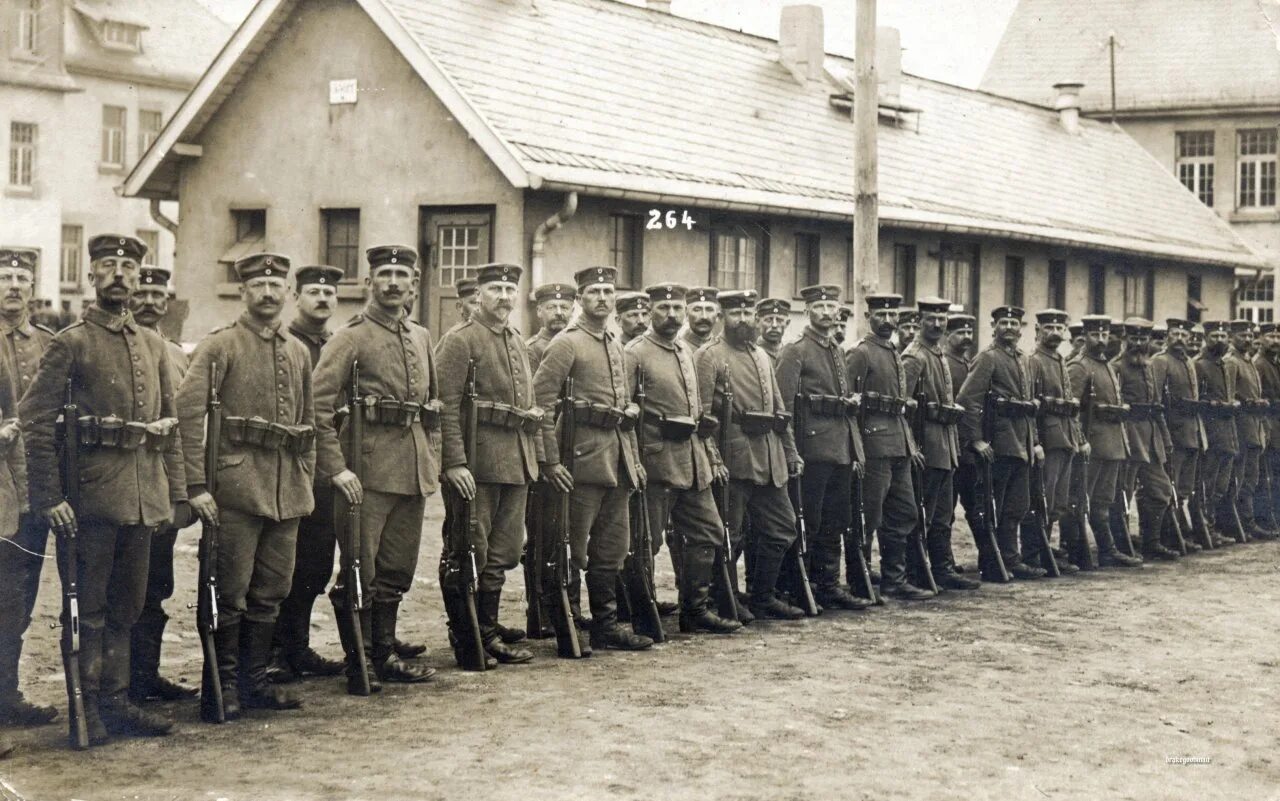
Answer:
1176, 131, 1214, 206
137, 230, 159, 267
61, 225, 84, 285
138, 110, 163, 158
710, 223, 766, 291
15, 0, 40, 54
8, 122, 35, 188
435, 223, 484, 287
101, 106, 127, 168
321, 209, 360, 280
102, 21, 142, 52
939, 242, 978, 314
1238, 128, 1277, 209
1238, 275, 1275, 323
1121, 264, 1154, 319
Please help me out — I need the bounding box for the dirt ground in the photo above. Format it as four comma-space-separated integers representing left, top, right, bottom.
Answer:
3, 495, 1279, 801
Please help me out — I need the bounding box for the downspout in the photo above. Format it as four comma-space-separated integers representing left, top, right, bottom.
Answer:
149, 199, 179, 237
531, 191, 578, 295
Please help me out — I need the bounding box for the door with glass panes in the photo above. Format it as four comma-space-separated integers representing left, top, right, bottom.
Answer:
417, 207, 493, 338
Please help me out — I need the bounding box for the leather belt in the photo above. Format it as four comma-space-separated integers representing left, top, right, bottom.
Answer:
73, 416, 179, 452
994, 397, 1037, 419
224, 416, 316, 455
804, 393, 860, 418
476, 401, 544, 435
1038, 396, 1080, 419
733, 409, 792, 436
1127, 403, 1164, 422
1092, 402, 1130, 424
861, 392, 911, 417
924, 401, 965, 425
1243, 399, 1272, 417
573, 400, 637, 432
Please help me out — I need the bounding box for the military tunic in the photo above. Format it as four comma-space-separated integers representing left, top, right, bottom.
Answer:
680, 328, 714, 354
525, 329, 555, 373
1114, 351, 1175, 540
1195, 351, 1238, 521
903, 338, 964, 578
1228, 348, 1266, 527
1028, 344, 1082, 533
1152, 350, 1205, 500
1068, 352, 1129, 555
1252, 351, 1280, 524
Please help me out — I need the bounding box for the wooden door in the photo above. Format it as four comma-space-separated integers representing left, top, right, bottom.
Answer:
417, 207, 494, 338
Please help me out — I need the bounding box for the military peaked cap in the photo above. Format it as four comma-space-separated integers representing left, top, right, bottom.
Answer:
1229, 318, 1256, 333
645, 283, 687, 302
800, 284, 841, 303
1034, 308, 1069, 325
1166, 318, 1193, 332
916, 296, 951, 315
687, 286, 719, 305
756, 297, 791, 317
865, 293, 902, 310
0, 248, 37, 272
946, 313, 975, 332
1259, 322, 1277, 335
719, 290, 758, 310
139, 266, 171, 286
574, 266, 617, 290
616, 291, 650, 312
88, 234, 147, 263
1202, 320, 1229, 333
295, 264, 344, 291
476, 263, 522, 286
454, 278, 478, 298
534, 283, 576, 303
366, 245, 417, 270
1081, 314, 1111, 333
1123, 317, 1153, 335
991, 305, 1025, 321
234, 252, 290, 282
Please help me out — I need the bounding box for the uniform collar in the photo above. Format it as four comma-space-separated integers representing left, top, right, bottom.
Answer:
992, 342, 1022, 358
0, 312, 32, 338
288, 319, 330, 346
861, 333, 896, 352
534, 327, 555, 342
1036, 344, 1063, 360
471, 310, 515, 337
238, 311, 285, 341
363, 302, 407, 332
82, 304, 136, 333
642, 331, 681, 352
802, 325, 835, 348
568, 321, 610, 342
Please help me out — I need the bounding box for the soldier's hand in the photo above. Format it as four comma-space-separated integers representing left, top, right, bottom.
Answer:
789, 458, 805, 478
973, 440, 995, 463
851, 460, 863, 479
0, 418, 18, 446
713, 463, 730, 484
1079, 442, 1092, 459
43, 501, 76, 535
911, 449, 925, 470
332, 469, 364, 505
635, 464, 648, 490
545, 463, 574, 493
445, 466, 477, 500
1033, 445, 1045, 465
189, 492, 219, 528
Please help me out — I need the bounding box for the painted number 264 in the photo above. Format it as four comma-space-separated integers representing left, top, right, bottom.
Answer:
647, 209, 697, 230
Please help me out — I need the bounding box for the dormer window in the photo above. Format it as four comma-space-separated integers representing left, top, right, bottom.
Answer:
102, 20, 143, 52
74, 3, 147, 53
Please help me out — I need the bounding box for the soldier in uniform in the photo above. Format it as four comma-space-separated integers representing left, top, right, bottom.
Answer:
756, 298, 790, 364
1113, 318, 1179, 561
1067, 315, 1142, 567
22, 234, 185, 745
533, 266, 652, 652
1196, 321, 1240, 546
902, 297, 981, 590
945, 313, 987, 570
625, 282, 740, 634
0, 247, 58, 729
126, 266, 199, 704
314, 245, 440, 690
1188, 323, 1205, 358
895, 308, 919, 355
435, 263, 538, 665
1253, 322, 1280, 530
777, 284, 871, 609
455, 277, 479, 324
616, 291, 651, 346
1023, 309, 1083, 573
696, 291, 806, 619
1152, 318, 1207, 554
1067, 322, 1086, 362
178, 253, 313, 718
1227, 319, 1275, 538
527, 283, 575, 369
1150, 324, 1168, 355
833, 306, 853, 348
1, 356, 25, 759
957, 306, 1047, 579
268, 265, 348, 682
682, 287, 720, 352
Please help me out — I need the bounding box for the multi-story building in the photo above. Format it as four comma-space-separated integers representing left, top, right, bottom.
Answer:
981, 0, 1280, 322
1, 0, 229, 327
125, 0, 1263, 344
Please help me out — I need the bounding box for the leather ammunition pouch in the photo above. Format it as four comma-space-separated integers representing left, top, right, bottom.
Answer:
224, 416, 316, 453
924, 402, 965, 425
993, 397, 1038, 419
772, 410, 793, 434
1127, 403, 1164, 422
1038, 396, 1080, 419
696, 414, 719, 439
734, 410, 777, 436
804, 393, 860, 418
476, 401, 545, 435
75, 416, 179, 452
1243, 398, 1272, 417
1171, 397, 1200, 416
861, 392, 910, 417
573, 401, 636, 432
1092, 403, 1130, 424
1197, 400, 1237, 420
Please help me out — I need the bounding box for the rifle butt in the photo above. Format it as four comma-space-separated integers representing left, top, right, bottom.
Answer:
199, 630, 226, 723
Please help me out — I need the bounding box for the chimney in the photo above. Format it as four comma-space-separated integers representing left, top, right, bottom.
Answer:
779, 4, 825, 84
1053, 82, 1084, 135
876, 26, 902, 105
645, 0, 672, 12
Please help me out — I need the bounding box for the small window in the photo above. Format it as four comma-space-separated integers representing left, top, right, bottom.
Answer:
61, 225, 84, 285
1121, 264, 1154, 319
138, 110, 163, 158
1088, 264, 1106, 314
1047, 259, 1067, 310
709, 222, 766, 291
101, 105, 127, 168
1004, 256, 1025, 307
892, 243, 916, 304
321, 209, 361, 280
609, 213, 643, 289
137, 230, 159, 267
1238, 276, 1275, 324
101, 21, 142, 52
938, 242, 978, 314
1238, 128, 1278, 209
1186, 274, 1204, 323
8, 122, 36, 188
15, 0, 40, 55
1176, 131, 1215, 207
223, 208, 266, 281
793, 233, 821, 297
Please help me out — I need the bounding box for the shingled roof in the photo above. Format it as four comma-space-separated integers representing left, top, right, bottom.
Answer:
125, 0, 1264, 269
981, 0, 1280, 113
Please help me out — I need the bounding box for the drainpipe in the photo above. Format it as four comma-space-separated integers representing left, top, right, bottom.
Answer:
530, 191, 578, 295
149, 199, 179, 237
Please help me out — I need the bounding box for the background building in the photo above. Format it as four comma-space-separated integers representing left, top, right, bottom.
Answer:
1, 0, 229, 331
982, 0, 1280, 322
126, 0, 1263, 343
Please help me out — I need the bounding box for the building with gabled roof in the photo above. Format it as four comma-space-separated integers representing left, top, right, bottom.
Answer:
982, 0, 1280, 322
125, 0, 1263, 341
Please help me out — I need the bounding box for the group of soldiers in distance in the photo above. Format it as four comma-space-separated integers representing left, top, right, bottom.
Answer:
1, 234, 1277, 756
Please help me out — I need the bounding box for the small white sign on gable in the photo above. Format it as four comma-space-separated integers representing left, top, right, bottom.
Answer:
329, 79, 358, 105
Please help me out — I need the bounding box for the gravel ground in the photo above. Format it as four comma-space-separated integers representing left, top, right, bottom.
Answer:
2, 496, 1278, 801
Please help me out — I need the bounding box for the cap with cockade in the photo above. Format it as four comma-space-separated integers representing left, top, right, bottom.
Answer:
916, 296, 951, 315
454, 278, 478, 298
800, 284, 842, 304
1229, 318, 1255, 333
1123, 317, 1153, 335
1166, 318, 1193, 332
234, 252, 290, 282
534, 283, 576, 303
616, 291, 650, 313
718, 290, 758, 310
295, 265, 344, 291
0, 248, 37, 272
1191, 323, 1205, 335
946, 313, 975, 332
1068, 323, 1084, 338
837, 306, 853, 322
1152, 324, 1168, 339
1034, 308, 1069, 325
897, 308, 919, 325
1259, 322, 1277, 335
1081, 314, 1111, 333
1202, 321, 1229, 333
139, 266, 172, 286
645, 283, 687, 302
574, 266, 617, 291
991, 305, 1025, 321
475, 263, 522, 286
88, 234, 147, 263
865, 293, 902, 310
687, 286, 719, 305
1109, 319, 1124, 334
366, 245, 417, 270
756, 297, 791, 317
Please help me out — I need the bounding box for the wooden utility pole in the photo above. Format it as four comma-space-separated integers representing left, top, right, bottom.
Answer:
852, 0, 879, 337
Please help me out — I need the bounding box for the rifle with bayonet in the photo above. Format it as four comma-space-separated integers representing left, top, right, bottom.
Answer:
446, 359, 489, 671
1160, 374, 1190, 555
712, 365, 742, 623
58, 377, 90, 749
1067, 377, 1098, 569
551, 378, 586, 658
196, 363, 227, 721
344, 361, 373, 692
620, 366, 665, 642
1028, 378, 1060, 576
787, 393, 822, 615
978, 390, 1012, 582
844, 379, 881, 604
907, 388, 940, 593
